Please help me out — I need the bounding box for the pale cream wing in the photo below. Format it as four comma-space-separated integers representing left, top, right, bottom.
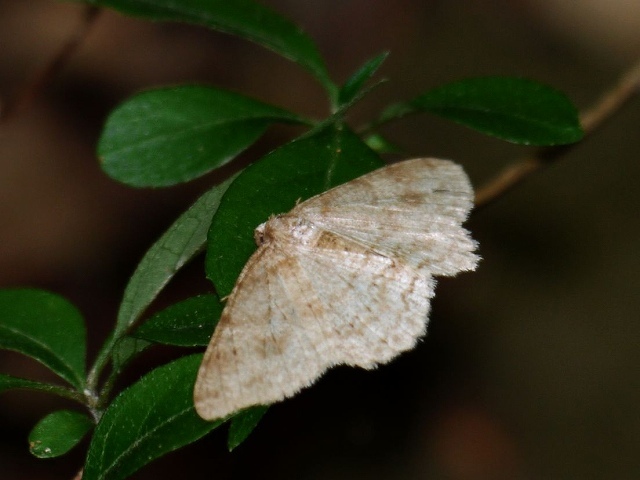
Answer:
194, 240, 434, 421
292, 158, 478, 276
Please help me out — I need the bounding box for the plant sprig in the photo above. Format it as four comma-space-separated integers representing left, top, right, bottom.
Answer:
2, 1, 635, 479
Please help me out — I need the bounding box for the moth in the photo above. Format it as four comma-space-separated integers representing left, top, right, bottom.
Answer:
194, 158, 478, 421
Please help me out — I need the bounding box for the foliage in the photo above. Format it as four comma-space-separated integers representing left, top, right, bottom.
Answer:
0, 1, 583, 478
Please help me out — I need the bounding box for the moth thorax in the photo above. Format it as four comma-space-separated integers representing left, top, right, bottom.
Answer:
254, 215, 318, 246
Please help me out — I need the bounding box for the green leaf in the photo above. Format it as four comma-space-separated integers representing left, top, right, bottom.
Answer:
381, 77, 584, 145
0, 373, 81, 402
338, 51, 388, 106
84, 0, 336, 95
0, 289, 86, 390
0, 373, 51, 393
29, 410, 94, 458
115, 176, 236, 338
227, 405, 268, 451
364, 133, 403, 154
206, 125, 384, 297
133, 294, 222, 347
111, 336, 151, 375
89, 176, 237, 393
84, 354, 222, 480
99, 86, 306, 187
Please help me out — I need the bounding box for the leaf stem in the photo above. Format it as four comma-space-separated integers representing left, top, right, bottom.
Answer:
313, 79, 388, 134
357, 102, 412, 136
474, 58, 640, 208
86, 333, 116, 393
96, 363, 122, 410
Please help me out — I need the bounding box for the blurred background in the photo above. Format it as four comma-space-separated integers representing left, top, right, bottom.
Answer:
1, 1, 639, 479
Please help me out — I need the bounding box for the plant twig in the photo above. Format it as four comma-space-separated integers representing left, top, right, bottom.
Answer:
474, 58, 640, 208
0, 5, 101, 122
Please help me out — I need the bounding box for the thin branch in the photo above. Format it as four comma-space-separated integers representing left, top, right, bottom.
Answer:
0, 5, 102, 122
474, 58, 640, 208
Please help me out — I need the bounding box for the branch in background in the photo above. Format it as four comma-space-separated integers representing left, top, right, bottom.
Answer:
0, 6, 102, 123
474, 59, 640, 208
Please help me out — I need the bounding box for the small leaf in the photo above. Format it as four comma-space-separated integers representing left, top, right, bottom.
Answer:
338, 51, 389, 106
84, 354, 222, 480
99, 86, 305, 187
84, 0, 336, 95
227, 405, 268, 451
133, 294, 222, 347
0, 374, 84, 403
29, 410, 94, 458
0, 373, 50, 393
0, 373, 70, 396
115, 175, 236, 338
0, 289, 86, 390
364, 133, 403, 154
206, 125, 384, 297
111, 336, 151, 375
381, 77, 584, 145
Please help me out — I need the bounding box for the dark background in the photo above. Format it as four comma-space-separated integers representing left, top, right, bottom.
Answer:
1, 1, 639, 479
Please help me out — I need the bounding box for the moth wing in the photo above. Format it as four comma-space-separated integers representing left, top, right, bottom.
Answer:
293, 158, 478, 276
194, 238, 433, 421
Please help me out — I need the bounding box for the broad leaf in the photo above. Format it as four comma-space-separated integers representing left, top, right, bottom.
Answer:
115, 175, 236, 338
84, 354, 222, 480
227, 405, 268, 451
82, 0, 335, 94
206, 125, 384, 297
29, 410, 94, 458
381, 76, 583, 145
99, 86, 306, 187
0, 289, 86, 390
133, 294, 222, 347
338, 51, 388, 106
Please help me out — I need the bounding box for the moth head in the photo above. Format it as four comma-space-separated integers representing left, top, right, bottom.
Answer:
254, 222, 268, 246
254, 214, 284, 246
254, 215, 318, 246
